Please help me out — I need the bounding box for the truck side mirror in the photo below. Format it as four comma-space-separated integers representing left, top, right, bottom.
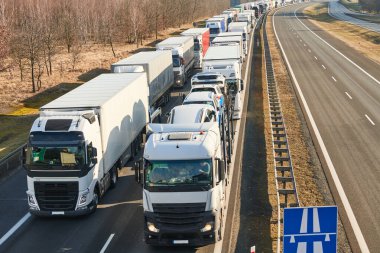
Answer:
218, 159, 226, 181
134, 159, 143, 185
91, 157, 98, 165
92, 147, 97, 157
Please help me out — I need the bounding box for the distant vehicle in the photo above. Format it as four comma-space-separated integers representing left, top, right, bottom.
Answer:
183, 91, 220, 112
111, 51, 174, 122
167, 104, 217, 124
211, 35, 245, 59
206, 17, 226, 41
228, 22, 249, 44
156, 36, 195, 87
216, 32, 247, 56
190, 84, 224, 108
191, 72, 226, 93
23, 73, 149, 216
181, 28, 210, 69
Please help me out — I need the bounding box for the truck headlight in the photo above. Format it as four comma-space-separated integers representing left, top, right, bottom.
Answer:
27, 193, 37, 206
78, 189, 90, 206
147, 222, 160, 233
200, 221, 214, 232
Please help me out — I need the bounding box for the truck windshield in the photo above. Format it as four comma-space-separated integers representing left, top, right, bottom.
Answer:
194, 39, 200, 51
191, 88, 216, 93
172, 55, 181, 67
145, 159, 212, 188
26, 145, 85, 170
183, 100, 215, 107
209, 28, 220, 35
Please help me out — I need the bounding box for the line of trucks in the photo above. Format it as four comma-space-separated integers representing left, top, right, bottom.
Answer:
22, 2, 264, 247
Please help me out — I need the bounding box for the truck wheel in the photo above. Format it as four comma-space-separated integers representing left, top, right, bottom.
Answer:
90, 188, 99, 214
110, 166, 118, 189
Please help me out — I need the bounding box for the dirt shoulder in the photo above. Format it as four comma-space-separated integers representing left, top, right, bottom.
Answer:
265, 11, 352, 252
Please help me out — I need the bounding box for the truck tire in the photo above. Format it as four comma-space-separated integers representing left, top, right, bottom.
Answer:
110, 166, 118, 189
90, 188, 99, 214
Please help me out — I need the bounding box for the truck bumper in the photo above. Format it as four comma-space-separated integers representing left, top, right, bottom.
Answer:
29, 200, 96, 217
144, 211, 216, 246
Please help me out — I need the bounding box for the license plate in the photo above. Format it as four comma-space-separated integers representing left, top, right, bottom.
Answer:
52, 211, 64, 215
173, 240, 189, 244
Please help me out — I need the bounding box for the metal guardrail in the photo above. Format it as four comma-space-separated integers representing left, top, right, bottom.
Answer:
262, 13, 300, 253
0, 144, 25, 179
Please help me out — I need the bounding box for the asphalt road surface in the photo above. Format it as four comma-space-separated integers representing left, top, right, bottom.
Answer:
273, 3, 380, 252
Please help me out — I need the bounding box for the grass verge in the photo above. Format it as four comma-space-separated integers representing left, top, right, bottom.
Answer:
304, 3, 380, 64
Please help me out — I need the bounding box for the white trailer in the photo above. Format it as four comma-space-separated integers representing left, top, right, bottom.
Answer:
24, 73, 149, 216
136, 122, 227, 246
216, 31, 247, 56
236, 13, 253, 30
211, 36, 245, 59
180, 28, 210, 69
111, 51, 174, 121
203, 46, 244, 120
156, 36, 195, 87
228, 22, 250, 44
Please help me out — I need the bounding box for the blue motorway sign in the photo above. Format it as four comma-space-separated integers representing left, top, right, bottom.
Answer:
283, 206, 338, 253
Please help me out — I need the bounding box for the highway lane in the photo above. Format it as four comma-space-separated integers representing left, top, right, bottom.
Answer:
0, 25, 257, 253
273, 3, 380, 252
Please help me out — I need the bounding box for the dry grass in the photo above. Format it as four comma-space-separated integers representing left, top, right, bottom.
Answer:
0, 20, 203, 160
304, 3, 380, 64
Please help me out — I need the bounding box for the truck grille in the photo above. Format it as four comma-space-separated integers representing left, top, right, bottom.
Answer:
152, 203, 206, 229
34, 182, 78, 211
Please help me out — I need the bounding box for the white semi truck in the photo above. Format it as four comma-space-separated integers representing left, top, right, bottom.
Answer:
180, 28, 210, 69
23, 73, 149, 216
156, 36, 195, 87
111, 51, 174, 122
203, 45, 244, 120
135, 122, 227, 246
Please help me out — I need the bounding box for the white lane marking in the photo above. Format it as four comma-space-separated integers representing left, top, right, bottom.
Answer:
314, 56, 318, 60
322, 64, 326, 70
274, 8, 370, 253
332, 76, 337, 82
345, 92, 352, 99
295, 7, 380, 87
365, 114, 375, 125
308, 49, 311, 53
300, 39, 302, 42
0, 148, 5, 152
0, 213, 31, 246
304, 43, 306, 47
99, 234, 115, 253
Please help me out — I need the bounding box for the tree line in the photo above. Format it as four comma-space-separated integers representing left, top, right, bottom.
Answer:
0, 0, 229, 92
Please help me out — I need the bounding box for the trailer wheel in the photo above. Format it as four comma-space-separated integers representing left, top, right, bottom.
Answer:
110, 166, 118, 189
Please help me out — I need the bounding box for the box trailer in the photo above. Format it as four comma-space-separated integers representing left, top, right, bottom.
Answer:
206, 17, 226, 41
181, 28, 210, 69
24, 73, 149, 216
156, 36, 194, 87
111, 51, 174, 121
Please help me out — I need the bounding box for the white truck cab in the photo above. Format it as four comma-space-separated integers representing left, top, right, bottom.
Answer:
167, 104, 216, 124
136, 123, 227, 246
